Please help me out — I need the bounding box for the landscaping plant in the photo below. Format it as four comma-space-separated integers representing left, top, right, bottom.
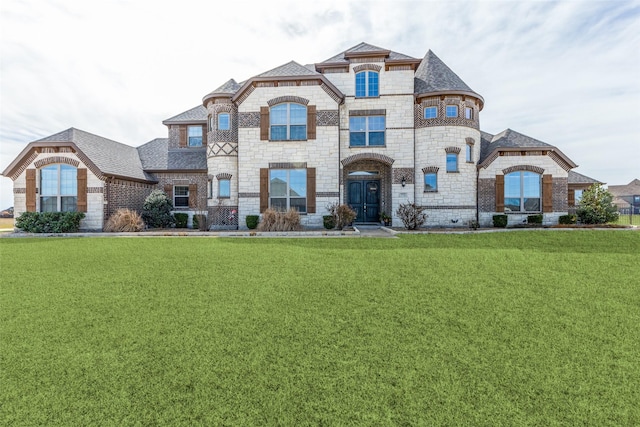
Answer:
104, 209, 144, 232
257, 208, 302, 231
141, 190, 175, 229
326, 202, 357, 229
576, 183, 619, 224
396, 201, 427, 229
14, 211, 85, 233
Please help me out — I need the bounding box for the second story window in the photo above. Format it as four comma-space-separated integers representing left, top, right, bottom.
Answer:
188, 126, 202, 147
465, 107, 474, 120
349, 116, 385, 146
270, 103, 307, 140
355, 71, 379, 97
424, 106, 437, 119
218, 113, 230, 130
446, 105, 458, 118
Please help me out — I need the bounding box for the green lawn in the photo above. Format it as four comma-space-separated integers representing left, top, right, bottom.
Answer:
614, 214, 640, 226
1, 231, 639, 426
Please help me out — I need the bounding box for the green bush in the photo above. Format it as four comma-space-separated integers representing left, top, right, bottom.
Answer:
246, 215, 259, 229
559, 214, 577, 225
527, 214, 543, 224
323, 215, 336, 230
142, 190, 175, 229
492, 214, 508, 228
15, 211, 85, 233
174, 213, 188, 228
577, 183, 619, 224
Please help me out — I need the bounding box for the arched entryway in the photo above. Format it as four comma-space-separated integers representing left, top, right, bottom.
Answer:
342, 153, 393, 223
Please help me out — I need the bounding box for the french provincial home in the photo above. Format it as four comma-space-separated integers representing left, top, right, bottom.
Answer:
2, 42, 599, 230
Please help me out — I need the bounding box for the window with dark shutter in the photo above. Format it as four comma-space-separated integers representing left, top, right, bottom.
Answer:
543, 174, 553, 212
26, 169, 36, 212
307, 167, 316, 213
77, 168, 87, 212
495, 175, 504, 212
260, 168, 269, 212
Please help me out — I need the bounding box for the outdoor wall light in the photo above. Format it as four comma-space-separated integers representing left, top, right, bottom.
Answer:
401, 176, 406, 187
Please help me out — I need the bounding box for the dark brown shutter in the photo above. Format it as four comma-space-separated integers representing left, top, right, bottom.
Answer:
77, 168, 87, 212
260, 107, 269, 141
26, 169, 36, 212
568, 189, 575, 207
202, 124, 208, 146
260, 168, 269, 213
188, 184, 197, 208
306, 168, 316, 214
543, 174, 553, 212
307, 105, 316, 140
179, 126, 187, 147
495, 175, 504, 212
164, 184, 173, 201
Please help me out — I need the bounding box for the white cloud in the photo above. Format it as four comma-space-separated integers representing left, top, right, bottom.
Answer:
1, 0, 639, 209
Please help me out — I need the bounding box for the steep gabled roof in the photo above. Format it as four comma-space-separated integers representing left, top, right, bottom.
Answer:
317, 42, 417, 65
478, 128, 577, 169
137, 138, 206, 171
202, 79, 242, 105
568, 170, 602, 185
256, 61, 320, 78
414, 50, 483, 106
162, 105, 207, 125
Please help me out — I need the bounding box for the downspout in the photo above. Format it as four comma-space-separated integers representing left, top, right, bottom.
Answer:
476, 166, 480, 225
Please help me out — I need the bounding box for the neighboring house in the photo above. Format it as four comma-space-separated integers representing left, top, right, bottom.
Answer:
608, 179, 640, 215
2, 42, 600, 230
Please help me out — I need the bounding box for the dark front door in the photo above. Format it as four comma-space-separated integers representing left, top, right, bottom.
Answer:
348, 180, 380, 222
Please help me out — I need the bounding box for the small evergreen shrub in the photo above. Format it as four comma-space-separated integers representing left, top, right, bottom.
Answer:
323, 215, 335, 230
527, 214, 543, 225
15, 211, 85, 233
258, 208, 302, 232
104, 209, 144, 232
142, 190, 175, 229
559, 214, 577, 225
174, 213, 188, 228
493, 214, 508, 228
396, 202, 427, 230
246, 215, 259, 229
577, 183, 619, 224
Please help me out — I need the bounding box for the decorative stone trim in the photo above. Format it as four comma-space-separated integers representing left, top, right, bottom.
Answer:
239, 192, 260, 198
502, 165, 545, 175
320, 83, 344, 104
415, 96, 480, 130
317, 192, 340, 197
234, 85, 255, 106
267, 96, 309, 106
481, 151, 500, 168
386, 65, 413, 71
208, 142, 238, 157
445, 147, 461, 154
393, 168, 414, 184
9, 151, 38, 180
269, 162, 307, 169
353, 64, 382, 73
465, 137, 475, 145
422, 166, 439, 173
317, 110, 339, 126
34, 156, 80, 168
216, 173, 232, 180
341, 152, 395, 166
349, 109, 386, 116
238, 112, 260, 128
87, 187, 103, 193
422, 205, 476, 209
14, 187, 26, 193
350, 57, 386, 63
548, 151, 573, 171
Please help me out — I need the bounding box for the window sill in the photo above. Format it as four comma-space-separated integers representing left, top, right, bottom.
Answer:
466, 161, 475, 164
269, 139, 308, 142
504, 211, 542, 214
349, 145, 386, 148
217, 197, 230, 200
446, 170, 459, 173
424, 190, 438, 193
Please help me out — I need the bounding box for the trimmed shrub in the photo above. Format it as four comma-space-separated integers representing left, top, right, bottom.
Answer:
326, 202, 357, 229
559, 214, 577, 225
104, 209, 144, 232
246, 215, 259, 229
258, 208, 302, 232
323, 215, 336, 230
396, 202, 427, 230
527, 214, 543, 225
174, 213, 188, 228
15, 211, 85, 233
142, 190, 175, 229
493, 214, 508, 228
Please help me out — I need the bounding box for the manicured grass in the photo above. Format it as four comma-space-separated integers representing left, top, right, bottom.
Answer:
614, 214, 640, 226
1, 231, 639, 426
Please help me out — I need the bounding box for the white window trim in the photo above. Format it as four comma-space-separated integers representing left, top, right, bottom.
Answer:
174, 185, 190, 208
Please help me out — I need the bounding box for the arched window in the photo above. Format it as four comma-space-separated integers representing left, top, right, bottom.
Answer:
40, 164, 77, 212
505, 171, 541, 212
355, 71, 379, 97
270, 103, 307, 140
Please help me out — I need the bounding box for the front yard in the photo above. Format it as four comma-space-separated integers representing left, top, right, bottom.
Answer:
1, 231, 638, 425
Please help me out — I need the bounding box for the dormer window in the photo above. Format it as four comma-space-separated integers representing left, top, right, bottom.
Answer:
355, 71, 379, 97
188, 126, 203, 147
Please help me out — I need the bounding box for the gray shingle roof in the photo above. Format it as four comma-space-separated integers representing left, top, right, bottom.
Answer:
414, 50, 479, 97
256, 61, 320, 77
36, 128, 150, 181
162, 105, 207, 124
202, 79, 241, 103
608, 179, 640, 197
318, 42, 417, 64
137, 138, 206, 171
568, 170, 602, 185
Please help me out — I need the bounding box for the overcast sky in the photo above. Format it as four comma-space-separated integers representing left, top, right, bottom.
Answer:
1, 0, 639, 209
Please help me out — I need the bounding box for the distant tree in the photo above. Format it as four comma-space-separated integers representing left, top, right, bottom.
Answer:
576, 183, 619, 224
142, 190, 175, 229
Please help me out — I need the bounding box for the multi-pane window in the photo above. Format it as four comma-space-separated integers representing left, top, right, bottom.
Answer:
446, 105, 458, 118
188, 126, 202, 147
446, 153, 458, 172
270, 103, 307, 140
218, 113, 230, 130
270, 169, 306, 213
40, 164, 77, 212
218, 179, 230, 198
424, 106, 437, 119
349, 116, 385, 146
355, 71, 379, 97
424, 173, 437, 192
174, 185, 189, 208
505, 171, 541, 212
465, 107, 473, 120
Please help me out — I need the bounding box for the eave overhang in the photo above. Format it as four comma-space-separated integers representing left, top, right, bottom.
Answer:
415, 90, 485, 111
478, 146, 578, 170
231, 74, 344, 104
